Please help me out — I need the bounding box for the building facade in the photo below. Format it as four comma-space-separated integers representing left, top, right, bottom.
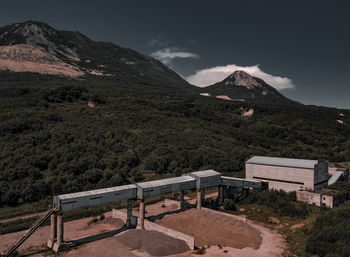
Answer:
245, 156, 328, 192
296, 189, 345, 208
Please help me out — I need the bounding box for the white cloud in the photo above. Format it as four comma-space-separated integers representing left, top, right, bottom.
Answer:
151, 48, 199, 65
186, 64, 295, 90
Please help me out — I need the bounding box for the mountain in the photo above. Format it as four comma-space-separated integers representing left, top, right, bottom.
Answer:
201, 70, 298, 105
0, 21, 194, 91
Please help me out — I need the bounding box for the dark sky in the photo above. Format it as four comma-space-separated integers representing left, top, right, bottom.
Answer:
1, 0, 349, 108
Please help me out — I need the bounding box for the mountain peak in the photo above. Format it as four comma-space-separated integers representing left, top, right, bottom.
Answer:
0, 20, 192, 91
224, 70, 262, 89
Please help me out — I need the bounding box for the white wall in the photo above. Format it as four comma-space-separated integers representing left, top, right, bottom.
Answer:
246, 163, 315, 192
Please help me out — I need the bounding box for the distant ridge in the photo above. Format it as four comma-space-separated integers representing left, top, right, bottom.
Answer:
0, 20, 195, 91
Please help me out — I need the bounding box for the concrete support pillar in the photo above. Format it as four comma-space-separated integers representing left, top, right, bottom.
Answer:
138, 200, 145, 230
47, 212, 57, 248
57, 213, 64, 244
126, 199, 133, 227
53, 212, 64, 252
218, 185, 223, 206
201, 188, 206, 203
196, 189, 201, 210
180, 190, 185, 210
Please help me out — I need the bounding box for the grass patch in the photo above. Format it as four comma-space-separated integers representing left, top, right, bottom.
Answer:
0, 198, 51, 220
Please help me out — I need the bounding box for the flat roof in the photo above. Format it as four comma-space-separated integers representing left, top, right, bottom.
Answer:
136, 176, 195, 189
221, 176, 260, 183
58, 184, 137, 200
188, 169, 221, 177
246, 156, 318, 169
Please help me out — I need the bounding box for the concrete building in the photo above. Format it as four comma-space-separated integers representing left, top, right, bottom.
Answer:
245, 156, 328, 192
296, 189, 346, 208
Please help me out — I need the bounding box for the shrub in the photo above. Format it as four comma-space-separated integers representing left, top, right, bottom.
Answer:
224, 199, 236, 211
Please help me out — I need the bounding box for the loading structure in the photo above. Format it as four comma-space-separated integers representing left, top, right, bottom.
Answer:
183, 170, 221, 209
136, 176, 196, 229
3, 170, 265, 255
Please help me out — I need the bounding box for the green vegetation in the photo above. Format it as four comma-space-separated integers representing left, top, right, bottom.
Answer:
223, 199, 236, 211
306, 202, 350, 257
1, 78, 349, 208
0, 198, 51, 220
0, 74, 350, 255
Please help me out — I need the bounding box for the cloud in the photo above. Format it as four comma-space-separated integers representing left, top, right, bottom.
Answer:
186, 64, 295, 90
148, 36, 165, 47
151, 48, 199, 65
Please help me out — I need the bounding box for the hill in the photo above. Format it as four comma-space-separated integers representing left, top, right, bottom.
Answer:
201, 70, 299, 105
0, 21, 194, 92
0, 76, 349, 206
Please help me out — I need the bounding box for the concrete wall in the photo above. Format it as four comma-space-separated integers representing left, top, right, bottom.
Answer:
321, 194, 334, 208
143, 219, 195, 250
246, 163, 315, 192
112, 209, 195, 250
296, 191, 322, 206
201, 207, 247, 223
314, 162, 329, 189
296, 190, 342, 208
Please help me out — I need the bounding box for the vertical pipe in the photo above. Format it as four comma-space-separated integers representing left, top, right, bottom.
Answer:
196, 189, 201, 210
138, 200, 145, 230
180, 190, 185, 210
126, 199, 133, 227
57, 213, 64, 245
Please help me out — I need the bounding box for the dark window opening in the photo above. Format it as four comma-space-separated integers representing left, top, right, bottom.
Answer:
253, 176, 304, 185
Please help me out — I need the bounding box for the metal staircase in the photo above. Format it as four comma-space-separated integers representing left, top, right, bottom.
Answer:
1, 209, 55, 257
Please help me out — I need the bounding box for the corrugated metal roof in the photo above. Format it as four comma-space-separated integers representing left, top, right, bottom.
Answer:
246, 156, 318, 169
188, 169, 221, 178
58, 184, 137, 200
136, 176, 195, 189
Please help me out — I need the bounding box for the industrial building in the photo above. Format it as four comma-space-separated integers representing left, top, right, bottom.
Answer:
245, 156, 329, 192
3, 169, 265, 256
296, 189, 346, 208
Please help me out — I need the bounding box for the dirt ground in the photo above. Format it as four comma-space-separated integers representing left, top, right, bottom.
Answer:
0, 198, 285, 257
0, 212, 121, 255
116, 230, 190, 256
156, 208, 261, 249
192, 220, 285, 257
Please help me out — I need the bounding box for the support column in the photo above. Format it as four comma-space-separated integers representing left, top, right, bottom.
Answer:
47, 212, 57, 248
180, 190, 185, 210
218, 185, 223, 206
53, 212, 64, 252
196, 189, 201, 210
138, 200, 145, 230
201, 188, 206, 204
126, 199, 133, 227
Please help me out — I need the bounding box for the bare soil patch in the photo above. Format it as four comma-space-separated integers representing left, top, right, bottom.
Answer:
116, 229, 190, 256
156, 209, 261, 249
0, 212, 121, 255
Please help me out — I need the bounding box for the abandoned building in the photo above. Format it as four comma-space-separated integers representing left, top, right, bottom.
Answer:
245, 156, 329, 192
296, 189, 346, 208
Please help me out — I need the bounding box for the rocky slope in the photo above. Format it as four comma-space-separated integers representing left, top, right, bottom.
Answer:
0, 21, 194, 91
201, 70, 298, 105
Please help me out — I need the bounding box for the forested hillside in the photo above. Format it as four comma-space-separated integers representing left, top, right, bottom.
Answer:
0, 72, 350, 207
